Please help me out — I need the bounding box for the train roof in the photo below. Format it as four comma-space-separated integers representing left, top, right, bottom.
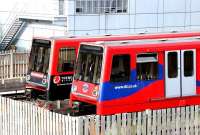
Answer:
81, 36, 200, 49
33, 31, 200, 42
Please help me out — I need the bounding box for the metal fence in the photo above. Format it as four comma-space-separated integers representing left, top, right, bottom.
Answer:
0, 96, 200, 135
0, 50, 29, 83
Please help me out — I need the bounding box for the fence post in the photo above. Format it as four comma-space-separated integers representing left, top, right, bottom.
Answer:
10, 50, 14, 79
1, 79, 4, 84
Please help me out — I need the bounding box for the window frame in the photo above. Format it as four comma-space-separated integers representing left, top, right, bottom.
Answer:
184, 51, 194, 77
136, 53, 158, 81
75, 0, 128, 14
167, 52, 178, 78
74, 45, 103, 84
110, 54, 131, 83
28, 39, 51, 74
59, 0, 64, 15
57, 47, 76, 73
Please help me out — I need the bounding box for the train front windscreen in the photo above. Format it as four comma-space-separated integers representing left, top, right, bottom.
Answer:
74, 45, 103, 84
26, 39, 51, 89
28, 39, 51, 74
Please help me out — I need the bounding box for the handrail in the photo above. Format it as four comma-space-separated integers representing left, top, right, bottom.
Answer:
1, 3, 19, 42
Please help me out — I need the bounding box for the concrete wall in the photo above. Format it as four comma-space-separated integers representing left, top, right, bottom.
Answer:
15, 23, 66, 51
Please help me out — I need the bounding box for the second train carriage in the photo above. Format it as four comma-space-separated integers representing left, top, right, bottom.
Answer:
26, 38, 77, 100
70, 36, 200, 115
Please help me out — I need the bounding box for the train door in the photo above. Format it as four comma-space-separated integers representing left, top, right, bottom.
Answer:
165, 50, 196, 98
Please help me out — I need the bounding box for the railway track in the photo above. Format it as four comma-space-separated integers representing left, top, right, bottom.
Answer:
0, 78, 25, 93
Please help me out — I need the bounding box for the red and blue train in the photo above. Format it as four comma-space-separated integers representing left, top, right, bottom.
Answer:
26, 32, 200, 101
70, 36, 200, 115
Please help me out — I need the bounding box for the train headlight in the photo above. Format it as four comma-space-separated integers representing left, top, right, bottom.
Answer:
72, 85, 77, 93
92, 86, 99, 97
42, 78, 47, 85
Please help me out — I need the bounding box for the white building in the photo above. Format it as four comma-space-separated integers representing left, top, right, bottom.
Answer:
1, 0, 200, 50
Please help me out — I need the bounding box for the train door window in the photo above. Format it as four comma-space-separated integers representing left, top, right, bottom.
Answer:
136, 53, 158, 80
168, 52, 178, 78
184, 51, 194, 77
110, 54, 130, 82
57, 48, 76, 72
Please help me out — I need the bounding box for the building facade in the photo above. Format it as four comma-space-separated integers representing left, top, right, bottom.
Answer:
1, 0, 200, 50
67, 0, 200, 35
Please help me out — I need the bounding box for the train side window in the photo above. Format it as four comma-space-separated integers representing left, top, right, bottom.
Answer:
110, 54, 130, 82
57, 48, 76, 72
184, 51, 194, 77
136, 53, 158, 80
168, 52, 178, 78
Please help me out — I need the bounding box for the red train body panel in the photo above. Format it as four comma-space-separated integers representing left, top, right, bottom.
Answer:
70, 36, 200, 115
26, 32, 200, 101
